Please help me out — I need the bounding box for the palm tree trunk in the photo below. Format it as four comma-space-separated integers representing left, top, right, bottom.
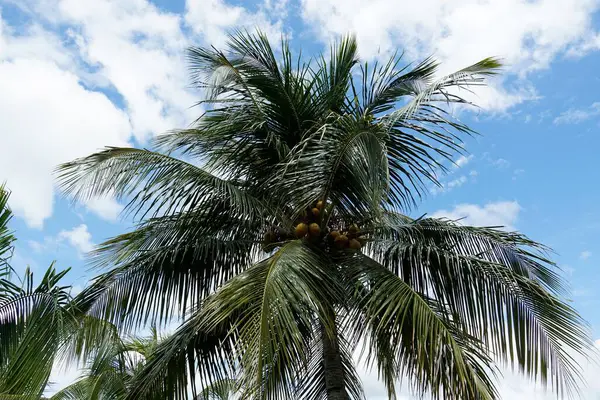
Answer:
321, 311, 347, 400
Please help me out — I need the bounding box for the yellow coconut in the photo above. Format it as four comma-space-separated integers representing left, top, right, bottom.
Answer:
348, 238, 361, 250
329, 230, 340, 239
311, 207, 320, 218
295, 223, 308, 238
334, 234, 349, 248
316, 200, 325, 210
309, 223, 321, 236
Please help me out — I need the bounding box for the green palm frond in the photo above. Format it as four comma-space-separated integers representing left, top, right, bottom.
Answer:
369, 216, 590, 397
195, 378, 237, 400
72, 209, 262, 330
48, 378, 98, 400
0, 264, 73, 399
130, 241, 344, 399
0, 186, 15, 270
125, 307, 236, 400
52, 321, 172, 400
56, 147, 268, 221
347, 255, 498, 399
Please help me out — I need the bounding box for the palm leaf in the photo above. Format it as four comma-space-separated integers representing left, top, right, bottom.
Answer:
369, 216, 590, 397
0, 186, 15, 270
347, 255, 498, 399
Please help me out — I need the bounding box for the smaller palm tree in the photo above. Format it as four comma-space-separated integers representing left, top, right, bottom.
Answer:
51, 324, 239, 400
0, 186, 74, 399
50, 323, 158, 400
0, 265, 73, 399
196, 379, 238, 400
0, 186, 15, 269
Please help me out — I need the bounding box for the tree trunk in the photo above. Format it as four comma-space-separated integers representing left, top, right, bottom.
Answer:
321, 313, 348, 400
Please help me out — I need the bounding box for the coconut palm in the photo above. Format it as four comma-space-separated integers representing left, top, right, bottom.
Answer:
0, 265, 74, 399
0, 186, 15, 270
50, 324, 162, 400
50, 324, 238, 400
57, 32, 590, 399
0, 187, 74, 399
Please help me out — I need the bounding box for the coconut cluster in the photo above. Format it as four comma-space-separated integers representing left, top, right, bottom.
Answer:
292, 200, 364, 252
261, 200, 365, 253
328, 223, 363, 251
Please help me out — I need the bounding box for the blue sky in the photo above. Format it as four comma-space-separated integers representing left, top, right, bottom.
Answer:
2, 0, 600, 397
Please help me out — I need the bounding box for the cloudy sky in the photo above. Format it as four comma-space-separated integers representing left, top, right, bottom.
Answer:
2, 0, 600, 397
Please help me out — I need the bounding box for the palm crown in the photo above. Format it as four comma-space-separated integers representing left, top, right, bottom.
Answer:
58, 32, 590, 399
0, 186, 75, 399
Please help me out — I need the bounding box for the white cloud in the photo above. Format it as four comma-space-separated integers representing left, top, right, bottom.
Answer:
580, 250, 592, 260
56, 0, 196, 141
0, 0, 200, 227
85, 196, 123, 222
26, 224, 95, 255
446, 175, 467, 189
430, 201, 521, 230
553, 102, 600, 124
492, 158, 511, 169
0, 55, 132, 227
567, 32, 600, 57
58, 224, 94, 254
300, 0, 600, 111
454, 154, 473, 169
28, 240, 45, 253
185, 0, 287, 48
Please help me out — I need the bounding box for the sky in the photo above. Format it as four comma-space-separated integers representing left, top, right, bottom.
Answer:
1, 0, 600, 398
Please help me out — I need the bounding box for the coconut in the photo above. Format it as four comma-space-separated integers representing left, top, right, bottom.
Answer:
264, 230, 277, 244
316, 200, 325, 210
348, 238, 361, 250
329, 230, 340, 239
349, 224, 359, 234
309, 223, 321, 236
334, 234, 349, 248
311, 207, 320, 218
295, 223, 308, 238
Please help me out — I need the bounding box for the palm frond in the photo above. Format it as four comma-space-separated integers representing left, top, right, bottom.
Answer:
130, 241, 343, 399
348, 255, 499, 399
296, 321, 364, 400
370, 216, 590, 397
272, 116, 389, 220
0, 265, 73, 398
195, 378, 238, 400
202, 240, 342, 399
0, 186, 15, 270
56, 147, 267, 222
72, 208, 262, 331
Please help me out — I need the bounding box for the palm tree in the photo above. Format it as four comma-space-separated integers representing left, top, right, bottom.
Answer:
0, 186, 15, 270
0, 186, 75, 399
50, 323, 238, 400
0, 265, 74, 399
57, 32, 590, 399
50, 324, 161, 400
